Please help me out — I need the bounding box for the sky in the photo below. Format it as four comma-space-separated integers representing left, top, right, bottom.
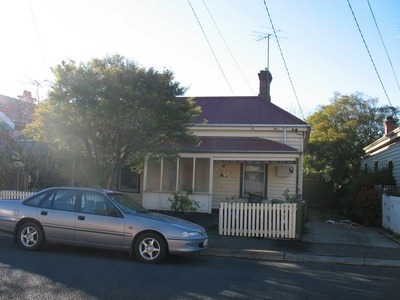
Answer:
1, 0, 399, 119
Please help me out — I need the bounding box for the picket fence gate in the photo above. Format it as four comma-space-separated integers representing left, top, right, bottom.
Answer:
0, 190, 35, 200
219, 202, 297, 239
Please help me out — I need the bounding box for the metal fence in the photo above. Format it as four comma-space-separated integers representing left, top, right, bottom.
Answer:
0, 190, 35, 200
219, 202, 298, 239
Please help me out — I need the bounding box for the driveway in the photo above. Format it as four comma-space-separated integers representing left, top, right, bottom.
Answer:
302, 208, 400, 248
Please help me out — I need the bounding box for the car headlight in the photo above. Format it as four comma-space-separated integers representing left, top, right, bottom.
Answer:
182, 231, 202, 238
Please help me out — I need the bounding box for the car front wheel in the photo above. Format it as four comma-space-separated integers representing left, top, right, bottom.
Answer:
134, 233, 167, 263
17, 222, 44, 251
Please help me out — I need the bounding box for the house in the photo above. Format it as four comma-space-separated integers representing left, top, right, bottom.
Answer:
0, 91, 36, 190
361, 116, 400, 185
141, 70, 310, 213
0, 91, 35, 138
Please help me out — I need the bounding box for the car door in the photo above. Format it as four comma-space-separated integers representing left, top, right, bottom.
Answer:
74, 191, 125, 249
37, 189, 78, 242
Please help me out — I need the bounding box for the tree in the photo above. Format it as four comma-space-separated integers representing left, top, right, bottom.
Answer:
304, 92, 398, 187
25, 55, 200, 189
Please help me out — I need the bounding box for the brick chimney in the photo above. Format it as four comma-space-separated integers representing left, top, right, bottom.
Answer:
384, 116, 397, 135
258, 69, 273, 102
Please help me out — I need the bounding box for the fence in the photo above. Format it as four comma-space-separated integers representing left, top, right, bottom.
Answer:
219, 202, 298, 239
0, 190, 35, 200
382, 186, 400, 234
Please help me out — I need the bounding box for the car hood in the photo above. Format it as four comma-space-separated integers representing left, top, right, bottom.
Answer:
133, 212, 206, 231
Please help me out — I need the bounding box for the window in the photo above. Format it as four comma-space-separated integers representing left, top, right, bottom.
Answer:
389, 160, 394, 172
80, 191, 120, 216
374, 161, 379, 172
179, 158, 193, 192
144, 156, 210, 193
119, 166, 140, 192
243, 163, 265, 197
162, 159, 177, 192
42, 190, 77, 211
195, 158, 210, 193
24, 192, 48, 207
146, 159, 161, 191
364, 163, 368, 173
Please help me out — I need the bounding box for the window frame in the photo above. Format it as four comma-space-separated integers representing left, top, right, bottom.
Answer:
242, 162, 266, 198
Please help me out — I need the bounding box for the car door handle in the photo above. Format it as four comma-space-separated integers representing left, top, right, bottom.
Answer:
77, 215, 85, 221
40, 211, 48, 216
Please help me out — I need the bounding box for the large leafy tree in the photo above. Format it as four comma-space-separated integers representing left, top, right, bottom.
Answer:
304, 92, 398, 186
25, 55, 200, 188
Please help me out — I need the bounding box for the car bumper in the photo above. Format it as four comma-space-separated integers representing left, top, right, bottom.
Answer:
167, 236, 208, 254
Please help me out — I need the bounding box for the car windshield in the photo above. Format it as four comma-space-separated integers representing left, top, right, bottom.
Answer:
107, 193, 148, 214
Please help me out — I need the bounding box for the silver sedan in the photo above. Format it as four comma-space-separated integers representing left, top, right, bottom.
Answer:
0, 187, 208, 263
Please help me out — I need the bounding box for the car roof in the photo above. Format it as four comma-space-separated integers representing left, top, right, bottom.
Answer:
39, 186, 118, 194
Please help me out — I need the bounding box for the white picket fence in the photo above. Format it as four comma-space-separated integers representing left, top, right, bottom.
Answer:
219, 202, 298, 239
0, 190, 35, 200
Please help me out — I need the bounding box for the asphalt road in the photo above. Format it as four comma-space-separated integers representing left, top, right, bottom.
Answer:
1, 233, 400, 299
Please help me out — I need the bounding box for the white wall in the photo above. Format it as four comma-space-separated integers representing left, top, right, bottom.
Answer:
382, 193, 400, 234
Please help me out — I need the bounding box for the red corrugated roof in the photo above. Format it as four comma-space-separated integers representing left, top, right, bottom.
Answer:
0, 95, 34, 124
190, 96, 306, 125
181, 137, 299, 153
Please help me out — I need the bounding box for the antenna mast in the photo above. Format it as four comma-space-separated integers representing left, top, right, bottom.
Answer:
253, 30, 286, 70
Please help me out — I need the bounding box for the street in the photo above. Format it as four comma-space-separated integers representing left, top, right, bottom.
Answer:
1, 233, 400, 299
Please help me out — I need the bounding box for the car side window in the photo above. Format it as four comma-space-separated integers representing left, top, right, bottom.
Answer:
24, 192, 49, 207
80, 192, 120, 217
41, 190, 77, 212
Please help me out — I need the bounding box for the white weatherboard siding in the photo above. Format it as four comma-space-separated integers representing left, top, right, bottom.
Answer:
213, 162, 241, 205
268, 164, 297, 200
363, 143, 400, 186
192, 126, 307, 152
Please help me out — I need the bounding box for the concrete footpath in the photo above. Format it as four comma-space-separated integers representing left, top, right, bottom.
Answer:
198, 208, 400, 267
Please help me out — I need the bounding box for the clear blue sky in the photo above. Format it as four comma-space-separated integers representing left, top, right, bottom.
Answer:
1, 0, 399, 119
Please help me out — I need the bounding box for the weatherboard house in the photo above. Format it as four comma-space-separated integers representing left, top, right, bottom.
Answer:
140, 70, 310, 213
361, 116, 400, 185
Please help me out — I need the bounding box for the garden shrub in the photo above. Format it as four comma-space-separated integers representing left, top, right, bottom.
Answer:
168, 191, 199, 214
352, 185, 381, 227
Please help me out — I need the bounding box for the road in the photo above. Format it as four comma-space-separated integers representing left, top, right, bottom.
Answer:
1, 233, 400, 299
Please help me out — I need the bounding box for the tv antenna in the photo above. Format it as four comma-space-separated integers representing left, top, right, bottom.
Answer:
253, 30, 286, 70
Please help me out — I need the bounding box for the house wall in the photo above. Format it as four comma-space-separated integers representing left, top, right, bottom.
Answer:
267, 164, 297, 200
192, 126, 307, 152
139, 125, 308, 211
362, 143, 400, 185
212, 162, 241, 203
210, 161, 299, 209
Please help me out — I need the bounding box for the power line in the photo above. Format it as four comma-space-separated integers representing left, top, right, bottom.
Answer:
367, 0, 400, 100
201, 0, 255, 95
346, 0, 392, 107
187, 0, 256, 129
28, 0, 47, 69
262, 0, 305, 120
187, 0, 235, 95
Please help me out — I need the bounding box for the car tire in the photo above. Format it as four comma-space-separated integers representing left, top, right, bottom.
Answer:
134, 233, 167, 264
17, 222, 44, 251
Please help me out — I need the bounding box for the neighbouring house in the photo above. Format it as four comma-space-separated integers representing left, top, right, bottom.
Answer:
361, 116, 400, 185
0, 91, 35, 138
0, 91, 36, 189
140, 70, 310, 213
